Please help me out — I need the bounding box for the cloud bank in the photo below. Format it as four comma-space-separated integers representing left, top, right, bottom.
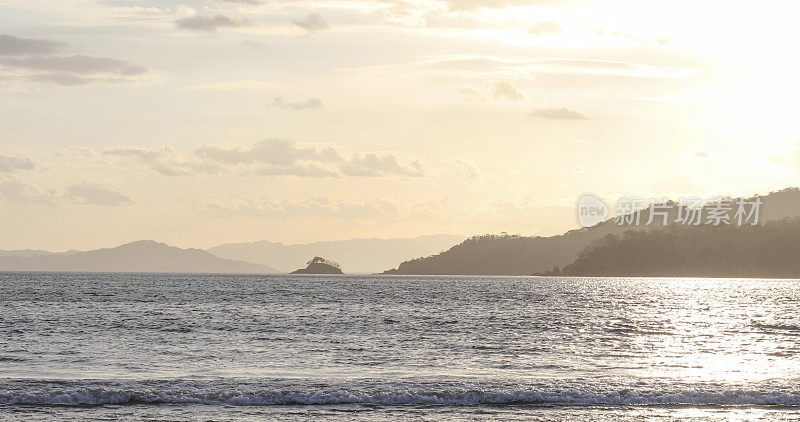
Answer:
0, 155, 35, 173
0, 34, 147, 86
104, 139, 422, 178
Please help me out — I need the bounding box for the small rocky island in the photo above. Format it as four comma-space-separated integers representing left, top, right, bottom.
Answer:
290, 257, 344, 274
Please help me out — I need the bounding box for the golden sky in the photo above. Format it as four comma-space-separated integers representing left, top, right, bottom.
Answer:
1, 0, 798, 250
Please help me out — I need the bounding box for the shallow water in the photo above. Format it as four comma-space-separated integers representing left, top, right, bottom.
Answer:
2, 273, 800, 420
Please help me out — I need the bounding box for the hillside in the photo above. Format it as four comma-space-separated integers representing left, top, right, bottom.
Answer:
208, 235, 464, 274
385, 188, 800, 275
290, 257, 344, 274
561, 219, 800, 278
0, 240, 279, 273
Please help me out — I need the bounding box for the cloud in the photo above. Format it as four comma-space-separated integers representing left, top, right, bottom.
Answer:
0, 155, 35, 172
65, 182, 133, 206
175, 15, 249, 32
26, 73, 102, 86
189, 80, 274, 91
103, 139, 422, 178
103, 146, 210, 177
459, 86, 483, 101
454, 159, 478, 178
345, 57, 699, 80
529, 107, 588, 120
66, 182, 133, 205
197, 139, 422, 177
341, 154, 423, 177
460, 80, 525, 101
443, 0, 573, 11
196, 138, 339, 166
527, 21, 563, 35
217, 0, 264, 4
203, 197, 398, 220
0, 35, 147, 86
272, 97, 324, 110
292, 13, 329, 33
254, 164, 339, 177
767, 144, 800, 170
0, 55, 146, 75
491, 81, 525, 100
0, 34, 63, 56
693, 150, 710, 159
0, 180, 53, 205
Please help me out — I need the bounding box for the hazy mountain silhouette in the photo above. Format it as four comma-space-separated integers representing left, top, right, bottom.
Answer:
560, 218, 800, 278
208, 235, 465, 273
385, 188, 800, 275
0, 249, 56, 258
0, 240, 279, 273
0, 249, 81, 258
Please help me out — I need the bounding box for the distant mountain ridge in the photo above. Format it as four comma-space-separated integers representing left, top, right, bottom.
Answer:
0, 240, 278, 273
208, 235, 465, 274
385, 188, 800, 275
0, 249, 81, 258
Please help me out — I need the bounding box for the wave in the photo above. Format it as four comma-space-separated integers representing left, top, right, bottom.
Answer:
3, 384, 800, 407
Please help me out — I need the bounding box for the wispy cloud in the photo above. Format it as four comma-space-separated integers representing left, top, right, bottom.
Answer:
0, 34, 147, 86
0, 34, 63, 56
0, 55, 146, 76
203, 196, 398, 220
272, 97, 324, 110
292, 13, 329, 34
0, 180, 54, 206
103, 139, 422, 178
460, 80, 525, 101
103, 146, 215, 177
343, 57, 699, 80
444, 0, 577, 11
175, 15, 250, 32
217, 0, 265, 4
65, 182, 133, 206
529, 107, 588, 120
188, 80, 274, 91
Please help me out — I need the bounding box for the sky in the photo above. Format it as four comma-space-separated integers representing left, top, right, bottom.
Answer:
1, 0, 799, 251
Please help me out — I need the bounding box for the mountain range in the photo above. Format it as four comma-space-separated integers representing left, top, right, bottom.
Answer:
0, 240, 278, 273
3, 188, 800, 276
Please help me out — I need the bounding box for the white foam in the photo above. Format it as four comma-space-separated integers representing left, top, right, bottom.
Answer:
3, 388, 800, 406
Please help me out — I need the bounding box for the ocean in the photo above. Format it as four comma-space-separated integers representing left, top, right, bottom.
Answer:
2, 273, 800, 420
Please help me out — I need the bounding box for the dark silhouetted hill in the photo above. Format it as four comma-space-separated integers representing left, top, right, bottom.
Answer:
290, 257, 344, 274
384, 188, 800, 275
0, 240, 279, 273
560, 218, 800, 278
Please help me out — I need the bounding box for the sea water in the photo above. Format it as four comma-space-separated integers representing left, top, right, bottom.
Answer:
2, 273, 800, 420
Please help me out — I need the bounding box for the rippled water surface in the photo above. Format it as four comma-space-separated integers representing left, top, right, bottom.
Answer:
2, 273, 800, 420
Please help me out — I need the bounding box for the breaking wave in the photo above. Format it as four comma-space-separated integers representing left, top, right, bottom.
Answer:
3, 382, 800, 407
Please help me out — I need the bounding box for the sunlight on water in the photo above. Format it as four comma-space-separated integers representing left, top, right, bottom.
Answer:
606, 278, 800, 384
